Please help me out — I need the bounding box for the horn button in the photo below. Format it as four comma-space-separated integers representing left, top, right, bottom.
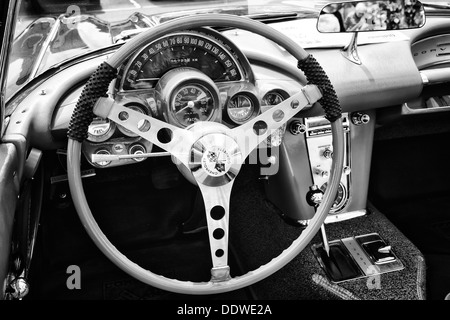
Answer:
189, 133, 243, 187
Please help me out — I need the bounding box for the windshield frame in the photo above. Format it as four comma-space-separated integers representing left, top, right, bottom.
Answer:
1, 0, 20, 137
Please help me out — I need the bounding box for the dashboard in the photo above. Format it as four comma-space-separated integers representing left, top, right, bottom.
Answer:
8, 13, 449, 222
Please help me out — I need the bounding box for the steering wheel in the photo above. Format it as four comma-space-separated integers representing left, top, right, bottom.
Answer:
66, 14, 343, 295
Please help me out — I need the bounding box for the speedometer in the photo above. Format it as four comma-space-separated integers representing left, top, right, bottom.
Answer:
122, 31, 242, 90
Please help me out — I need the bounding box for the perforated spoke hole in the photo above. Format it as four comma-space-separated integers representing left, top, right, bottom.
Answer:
137, 119, 151, 132
253, 120, 268, 136
157, 128, 173, 144
213, 228, 225, 240
272, 109, 284, 122
211, 206, 225, 220
118, 111, 129, 121
215, 249, 224, 257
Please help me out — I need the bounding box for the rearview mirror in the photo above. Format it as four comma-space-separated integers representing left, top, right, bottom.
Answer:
317, 0, 425, 33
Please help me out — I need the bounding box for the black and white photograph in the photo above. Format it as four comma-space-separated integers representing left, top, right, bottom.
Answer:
0, 0, 449, 308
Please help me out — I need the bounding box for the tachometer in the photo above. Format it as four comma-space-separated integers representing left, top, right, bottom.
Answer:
122, 31, 242, 90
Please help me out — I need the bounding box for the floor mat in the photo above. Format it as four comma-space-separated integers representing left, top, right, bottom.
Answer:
381, 195, 450, 256
28, 231, 252, 300
377, 195, 450, 300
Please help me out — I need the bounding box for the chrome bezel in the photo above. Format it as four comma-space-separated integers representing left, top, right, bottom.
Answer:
155, 67, 221, 128
226, 91, 260, 125
87, 118, 116, 143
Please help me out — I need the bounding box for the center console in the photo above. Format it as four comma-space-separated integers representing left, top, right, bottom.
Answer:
264, 109, 376, 225
311, 232, 404, 283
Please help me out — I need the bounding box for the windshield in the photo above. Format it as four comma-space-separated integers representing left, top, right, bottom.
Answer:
6, 0, 324, 101
5, 0, 445, 101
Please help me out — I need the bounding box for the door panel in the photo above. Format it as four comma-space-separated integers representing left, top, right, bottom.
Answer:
0, 143, 19, 299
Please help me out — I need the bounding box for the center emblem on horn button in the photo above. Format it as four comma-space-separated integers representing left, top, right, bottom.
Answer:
202, 146, 232, 177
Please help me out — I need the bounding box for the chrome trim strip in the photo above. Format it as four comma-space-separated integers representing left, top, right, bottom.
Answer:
420, 71, 429, 85
29, 18, 61, 80
1, 0, 20, 136
324, 209, 367, 224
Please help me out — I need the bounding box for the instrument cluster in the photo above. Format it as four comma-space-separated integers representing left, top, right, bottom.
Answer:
85, 28, 299, 168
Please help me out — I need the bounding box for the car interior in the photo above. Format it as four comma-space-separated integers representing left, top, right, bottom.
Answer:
1, 0, 450, 301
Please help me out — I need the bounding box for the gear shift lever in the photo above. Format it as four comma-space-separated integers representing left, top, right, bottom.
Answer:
307, 185, 364, 282
306, 185, 330, 256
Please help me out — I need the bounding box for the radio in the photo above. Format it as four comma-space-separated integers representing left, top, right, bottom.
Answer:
303, 113, 351, 216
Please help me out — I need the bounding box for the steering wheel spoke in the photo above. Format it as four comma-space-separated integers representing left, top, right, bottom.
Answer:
94, 96, 195, 167
197, 182, 234, 282
228, 85, 322, 159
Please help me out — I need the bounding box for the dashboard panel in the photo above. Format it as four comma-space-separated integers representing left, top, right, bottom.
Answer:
46, 16, 441, 175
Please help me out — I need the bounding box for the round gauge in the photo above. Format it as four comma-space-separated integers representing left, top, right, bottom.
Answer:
171, 84, 215, 126
262, 90, 289, 106
87, 117, 115, 142
227, 93, 258, 124
117, 104, 146, 137
320, 182, 347, 212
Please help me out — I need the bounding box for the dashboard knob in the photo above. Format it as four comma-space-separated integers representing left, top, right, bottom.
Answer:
95, 149, 111, 167
8, 277, 29, 299
351, 112, 370, 125
322, 148, 333, 159
289, 120, 306, 135
306, 185, 324, 207
313, 166, 329, 177
343, 166, 351, 175
129, 144, 146, 162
